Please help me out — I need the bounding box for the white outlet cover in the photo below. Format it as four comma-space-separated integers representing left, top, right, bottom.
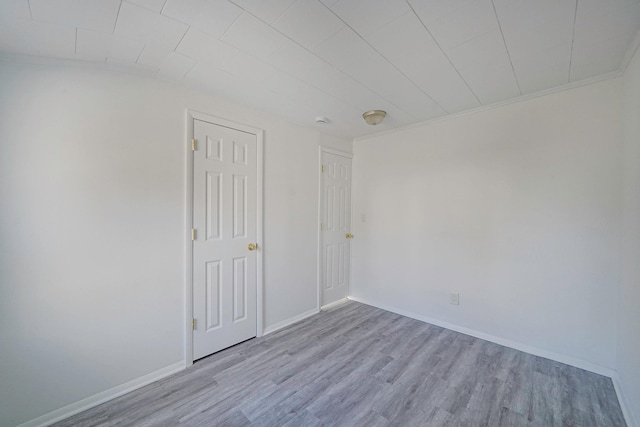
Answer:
450, 292, 460, 305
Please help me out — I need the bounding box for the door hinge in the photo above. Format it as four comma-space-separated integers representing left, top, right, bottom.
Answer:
192, 318, 196, 330
320, 223, 324, 231
191, 228, 197, 241
321, 164, 325, 173
191, 139, 197, 151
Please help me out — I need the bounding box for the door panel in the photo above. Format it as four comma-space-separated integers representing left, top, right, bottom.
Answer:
205, 260, 221, 330
233, 174, 247, 238
321, 151, 352, 306
193, 119, 257, 360
233, 256, 247, 321
206, 172, 222, 240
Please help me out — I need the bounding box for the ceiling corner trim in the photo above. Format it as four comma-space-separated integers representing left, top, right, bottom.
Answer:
620, 28, 640, 74
353, 70, 623, 143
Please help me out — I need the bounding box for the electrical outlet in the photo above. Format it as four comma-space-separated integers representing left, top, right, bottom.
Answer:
450, 292, 460, 305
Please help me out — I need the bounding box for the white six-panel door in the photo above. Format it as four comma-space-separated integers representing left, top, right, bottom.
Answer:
320, 151, 352, 306
192, 119, 258, 360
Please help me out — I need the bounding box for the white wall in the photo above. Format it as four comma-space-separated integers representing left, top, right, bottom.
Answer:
351, 79, 622, 371
0, 60, 350, 427
618, 45, 640, 426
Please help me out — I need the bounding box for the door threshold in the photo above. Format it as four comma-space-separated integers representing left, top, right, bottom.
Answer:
321, 297, 349, 311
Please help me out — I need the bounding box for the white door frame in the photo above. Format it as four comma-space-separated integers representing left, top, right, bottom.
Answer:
184, 109, 264, 367
317, 146, 353, 312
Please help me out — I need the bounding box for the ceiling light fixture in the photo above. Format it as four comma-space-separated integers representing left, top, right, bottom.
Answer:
362, 110, 387, 125
315, 116, 329, 124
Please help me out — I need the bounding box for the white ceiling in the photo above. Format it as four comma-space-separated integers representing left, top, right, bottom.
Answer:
1, 0, 639, 139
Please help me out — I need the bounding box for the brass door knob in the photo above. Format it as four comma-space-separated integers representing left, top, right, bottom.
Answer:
346, 233, 354, 239
248, 243, 258, 251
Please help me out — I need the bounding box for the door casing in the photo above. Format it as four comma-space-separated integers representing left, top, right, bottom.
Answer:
184, 110, 264, 367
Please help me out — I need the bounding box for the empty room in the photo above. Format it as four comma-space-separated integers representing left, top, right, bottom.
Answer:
1, 0, 639, 426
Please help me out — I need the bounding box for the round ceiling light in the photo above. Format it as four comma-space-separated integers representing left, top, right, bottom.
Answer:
362, 110, 387, 125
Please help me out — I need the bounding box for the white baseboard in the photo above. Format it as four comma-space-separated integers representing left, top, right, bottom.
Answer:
321, 297, 349, 311
347, 296, 615, 378
16, 301, 630, 427
263, 308, 320, 335
17, 361, 186, 427
612, 373, 638, 427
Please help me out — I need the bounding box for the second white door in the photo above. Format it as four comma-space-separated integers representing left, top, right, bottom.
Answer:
320, 150, 352, 306
192, 119, 258, 361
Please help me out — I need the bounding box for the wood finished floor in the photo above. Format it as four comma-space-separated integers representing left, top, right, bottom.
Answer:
54, 301, 626, 427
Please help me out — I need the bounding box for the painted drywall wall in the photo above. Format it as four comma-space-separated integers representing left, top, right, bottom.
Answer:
618, 44, 640, 426
0, 60, 351, 427
351, 79, 622, 371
